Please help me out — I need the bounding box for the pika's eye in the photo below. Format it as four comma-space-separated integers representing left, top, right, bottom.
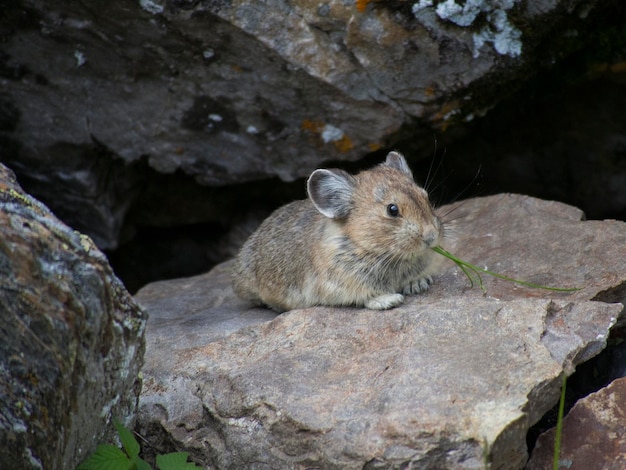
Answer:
387, 203, 400, 217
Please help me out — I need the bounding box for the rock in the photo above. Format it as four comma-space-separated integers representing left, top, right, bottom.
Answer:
0, 164, 147, 469
135, 194, 625, 469
525, 376, 626, 470
0, 0, 619, 249
436, 194, 626, 308
134, 262, 277, 369
0, 140, 144, 250
140, 297, 620, 469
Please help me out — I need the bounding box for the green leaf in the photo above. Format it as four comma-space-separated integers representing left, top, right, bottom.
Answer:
431, 246, 581, 293
76, 444, 132, 470
156, 452, 201, 470
115, 420, 141, 460
132, 456, 154, 470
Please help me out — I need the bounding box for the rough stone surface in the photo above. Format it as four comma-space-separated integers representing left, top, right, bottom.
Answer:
526, 376, 626, 470
0, 0, 618, 249
135, 194, 626, 469
0, 164, 147, 469
135, 262, 277, 370
436, 194, 626, 309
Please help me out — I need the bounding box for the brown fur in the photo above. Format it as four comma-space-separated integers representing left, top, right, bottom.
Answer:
232, 152, 445, 312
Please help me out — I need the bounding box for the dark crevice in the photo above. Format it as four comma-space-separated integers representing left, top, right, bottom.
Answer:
526, 325, 626, 454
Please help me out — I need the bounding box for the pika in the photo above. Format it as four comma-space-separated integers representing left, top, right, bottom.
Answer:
232, 151, 444, 312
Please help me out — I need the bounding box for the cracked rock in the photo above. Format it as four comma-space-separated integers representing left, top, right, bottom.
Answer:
0, 0, 615, 249
0, 164, 147, 469
135, 194, 625, 469
526, 376, 626, 470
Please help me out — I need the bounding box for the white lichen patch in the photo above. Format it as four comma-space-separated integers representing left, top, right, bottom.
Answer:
412, 0, 434, 15
413, 0, 523, 58
74, 50, 87, 67
227, 416, 263, 434
13, 421, 27, 433
321, 124, 344, 143
100, 394, 121, 418
25, 448, 43, 470
139, 0, 164, 15
435, 0, 483, 27
117, 345, 135, 380
472, 8, 522, 58
442, 108, 461, 121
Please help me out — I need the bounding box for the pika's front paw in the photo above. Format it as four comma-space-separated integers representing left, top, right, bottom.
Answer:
365, 293, 404, 310
401, 276, 433, 295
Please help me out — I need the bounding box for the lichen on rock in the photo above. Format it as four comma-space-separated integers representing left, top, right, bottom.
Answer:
413, 0, 523, 57
0, 164, 147, 469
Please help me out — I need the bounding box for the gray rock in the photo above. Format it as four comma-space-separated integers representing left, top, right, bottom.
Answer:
135, 262, 277, 371
436, 194, 626, 309
0, 0, 615, 248
526, 376, 626, 470
135, 194, 625, 469
0, 164, 147, 469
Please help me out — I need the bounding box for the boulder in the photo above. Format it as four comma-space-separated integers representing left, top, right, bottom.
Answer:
0, 164, 147, 469
526, 376, 626, 470
1, 0, 618, 248
135, 194, 626, 468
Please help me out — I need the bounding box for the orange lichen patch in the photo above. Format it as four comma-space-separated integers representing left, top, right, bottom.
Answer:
424, 86, 437, 98
368, 142, 382, 152
435, 100, 461, 119
333, 135, 354, 153
589, 61, 626, 75
230, 64, 243, 73
430, 100, 461, 131
356, 0, 372, 12
27, 371, 39, 386
609, 61, 626, 73
301, 119, 325, 133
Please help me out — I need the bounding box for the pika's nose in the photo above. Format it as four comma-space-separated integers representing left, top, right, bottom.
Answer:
423, 226, 440, 247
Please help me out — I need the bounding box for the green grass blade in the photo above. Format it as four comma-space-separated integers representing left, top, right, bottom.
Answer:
458, 262, 480, 291
553, 373, 567, 470
431, 246, 581, 292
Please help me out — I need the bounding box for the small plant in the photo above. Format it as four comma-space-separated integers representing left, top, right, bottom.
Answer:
553, 373, 567, 470
77, 420, 200, 470
431, 246, 581, 293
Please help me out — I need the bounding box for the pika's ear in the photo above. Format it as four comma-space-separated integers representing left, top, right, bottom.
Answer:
307, 169, 355, 219
384, 151, 413, 178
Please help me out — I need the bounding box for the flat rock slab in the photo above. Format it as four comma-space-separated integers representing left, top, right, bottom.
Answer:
135, 194, 626, 469
526, 376, 626, 470
433, 195, 626, 305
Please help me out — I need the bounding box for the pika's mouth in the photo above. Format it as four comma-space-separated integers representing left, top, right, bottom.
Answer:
422, 227, 441, 247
